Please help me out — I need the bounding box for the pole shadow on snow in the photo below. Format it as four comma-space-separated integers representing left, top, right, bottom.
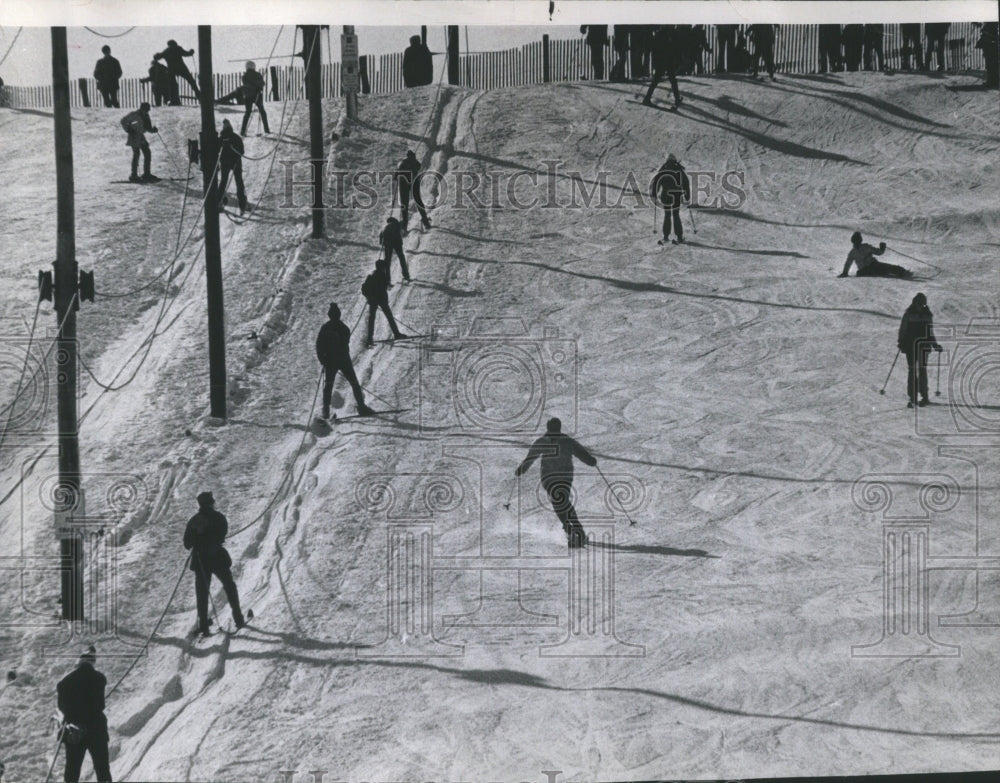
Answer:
682, 239, 809, 258
590, 541, 720, 559
417, 249, 898, 320
682, 92, 789, 127
409, 279, 483, 298
6, 106, 55, 119
433, 225, 532, 246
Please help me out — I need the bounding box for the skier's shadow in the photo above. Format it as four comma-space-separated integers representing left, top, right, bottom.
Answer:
683, 239, 809, 258
409, 279, 483, 298
592, 541, 720, 559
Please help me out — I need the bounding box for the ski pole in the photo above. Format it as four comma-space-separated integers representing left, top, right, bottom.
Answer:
879, 349, 900, 395
687, 201, 698, 234
936, 350, 941, 397
652, 201, 658, 235
42, 732, 63, 783
596, 465, 637, 526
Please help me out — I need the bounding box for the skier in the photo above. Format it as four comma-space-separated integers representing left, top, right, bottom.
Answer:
897, 292, 943, 408
975, 23, 998, 87
154, 39, 200, 105
362, 259, 408, 348
139, 59, 172, 107
642, 25, 682, 109
218, 120, 247, 215
925, 23, 951, 72
57, 645, 112, 783
580, 25, 609, 80
515, 417, 597, 548
240, 61, 270, 137
838, 232, 912, 278
315, 303, 375, 420
650, 153, 691, 245
630, 25, 653, 79
379, 216, 411, 283
394, 150, 431, 231
402, 34, 434, 87
183, 492, 246, 637
119, 103, 159, 183
93, 45, 122, 108
750, 24, 776, 80
900, 23, 924, 71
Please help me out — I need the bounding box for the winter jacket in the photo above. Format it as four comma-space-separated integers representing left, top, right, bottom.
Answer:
517, 432, 597, 484
396, 156, 421, 189
219, 129, 245, 167
402, 42, 434, 87
581, 25, 609, 47
155, 43, 194, 73
650, 26, 682, 72
57, 664, 109, 737
183, 507, 231, 571
242, 69, 266, 99
140, 61, 173, 91
651, 160, 691, 208
845, 242, 882, 272
120, 109, 155, 148
362, 266, 391, 305
898, 304, 940, 353
93, 55, 122, 87
315, 319, 352, 366
379, 221, 404, 248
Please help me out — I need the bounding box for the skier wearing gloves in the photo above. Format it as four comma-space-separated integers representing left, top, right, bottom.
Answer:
650, 153, 691, 245
119, 103, 159, 183
315, 303, 375, 421
897, 292, 943, 408
57, 646, 112, 783
379, 216, 411, 283
183, 492, 246, 638
394, 150, 431, 230
515, 417, 597, 548
838, 232, 912, 278
362, 259, 408, 348
240, 61, 270, 136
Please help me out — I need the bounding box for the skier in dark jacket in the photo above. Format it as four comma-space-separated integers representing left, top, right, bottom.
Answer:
630, 25, 653, 78
154, 39, 200, 105
218, 119, 247, 214
515, 417, 597, 548
379, 216, 411, 283
363, 259, 408, 347
395, 150, 431, 230
93, 45, 122, 108
842, 24, 865, 71
650, 153, 691, 244
402, 35, 434, 87
240, 61, 270, 136
975, 22, 998, 87
818, 24, 843, 73
581, 25, 609, 79
120, 103, 158, 183
183, 492, 245, 637
715, 24, 737, 73
57, 646, 112, 783
139, 59, 173, 106
925, 23, 951, 72
900, 23, 924, 70
863, 24, 885, 71
315, 303, 374, 420
750, 24, 776, 79
642, 25, 682, 109
838, 232, 912, 278
898, 292, 943, 408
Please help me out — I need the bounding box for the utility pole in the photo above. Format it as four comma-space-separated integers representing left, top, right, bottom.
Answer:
301, 25, 325, 238
447, 26, 460, 85
342, 26, 359, 121
198, 26, 227, 419
50, 27, 84, 621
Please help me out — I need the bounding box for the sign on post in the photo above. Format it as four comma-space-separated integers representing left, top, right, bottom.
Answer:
342, 27, 359, 118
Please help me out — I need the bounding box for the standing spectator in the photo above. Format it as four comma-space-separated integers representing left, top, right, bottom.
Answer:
394, 150, 431, 230
93, 45, 122, 108
642, 25, 682, 109
315, 303, 375, 420
650, 152, 691, 245
362, 259, 408, 348
183, 492, 246, 637
842, 24, 865, 71
900, 23, 924, 71
750, 24, 776, 79
379, 216, 411, 283
154, 39, 200, 105
630, 25, 653, 79
610, 25, 630, 81
863, 24, 885, 71
139, 59, 172, 107
925, 22, 951, 71
818, 24, 843, 73
715, 24, 737, 73
57, 646, 112, 783
581, 25, 609, 80
240, 61, 270, 136
897, 293, 943, 408
975, 22, 999, 88
688, 25, 712, 75
218, 120, 247, 215
402, 34, 434, 87
119, 102, 158, 183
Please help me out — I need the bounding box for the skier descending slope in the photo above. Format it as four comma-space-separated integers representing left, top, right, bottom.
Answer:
315, 303, 375, 421
515, 417, 598, 548
650, 153, 691, 245
897, 292, 943, 408
838, 231, 912, 278
119, 103, 159, 183
183, 492, 246, 637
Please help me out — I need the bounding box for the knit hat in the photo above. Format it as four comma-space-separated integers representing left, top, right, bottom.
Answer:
328, 302, 341, 320
546, 417, 562, 434
197, 491, 215, 508
79, 645, 97, 665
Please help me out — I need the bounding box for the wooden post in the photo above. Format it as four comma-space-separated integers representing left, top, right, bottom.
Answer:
543, 34, 550, 82
77, 77, 90, 107
447, 26, 460, 84
302, 25, 325, 238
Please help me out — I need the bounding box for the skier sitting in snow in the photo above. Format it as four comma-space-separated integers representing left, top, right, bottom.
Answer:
897, 292, 943, 408
183, 491, 245, 637
838, 231, 912, 278
650, 153, 691, 244
515, 417, 597, 548
362, 259, 408, 348
379, 216, 411, 284
315, 303, 375, 421
119, 103, 159, 183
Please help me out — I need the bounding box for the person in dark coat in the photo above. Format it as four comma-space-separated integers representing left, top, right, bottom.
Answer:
139, 59, 173, 106
750, 24, 776, 79
93, 45, 122, 108
976, 22, 999, 88
218, 120, 247, 214
395, 150, 431, 230
610, 25, 630, 81
863, 24, 885, 71
900, 23, 924, 70
315, 303, 374, 420
838, 231, 912, 278
183, 492, 245, 637
715, 24, 737, 73
630, 25, 653, 78
898, 293, 943, 408
362, 259, 408, 348
402, 35, 434, 87
642, 26, 682, 109
688, 25, 711, 75
240, 61, 270, 136
842, 24, 865, 71
154, 39, 200, 105
650, 153, 691, 244
581, 25, 609, 79
515, 417, 597, 548
925, 23, 951, 71
57, 646, 112, 783
379, 216, 410, 283
120, 103, 158, 183
818, 24, 843, 73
